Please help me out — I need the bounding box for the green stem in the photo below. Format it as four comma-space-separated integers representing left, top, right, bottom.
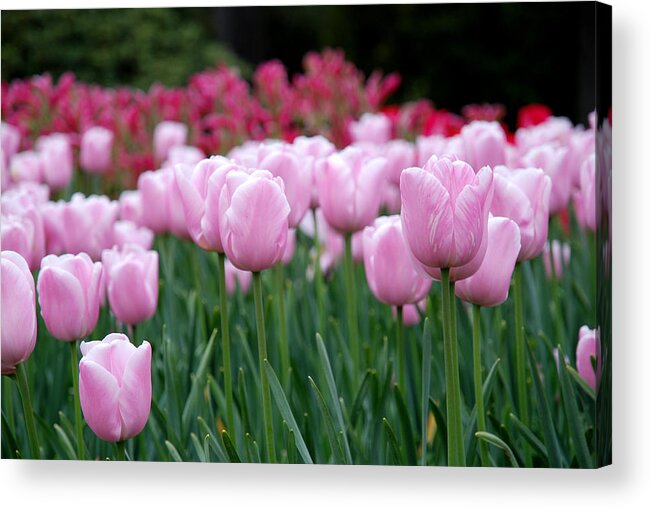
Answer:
312, 208, 326, 335
274, 264, 290, 387
217, 252, 234, 435
396, 306, 406, 397
116, 440, 126, 461
4, 377, 15, 432
252, 271, 276, 463
513, 263, 532, 466
344, 234, 360, 387
15, 362, 40, 459
70, 341, 85, 460
440, 269, 465, 466
472, 305, 489, 466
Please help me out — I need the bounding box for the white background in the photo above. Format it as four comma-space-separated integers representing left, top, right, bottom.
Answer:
1, 0, 649, 506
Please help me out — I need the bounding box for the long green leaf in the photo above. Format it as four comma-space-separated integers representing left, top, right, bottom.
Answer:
308, 376, 347, 464
53, 423, 76, 460
182, 329, 216, 429
509, 413, 547, 459
165, 440, 183, 462
382, 418, 402, 465
394, 384, 417, 465
464, 358, 501, 458
420, 317, 432, 466
221, 430, 241, 463
566, 364, 597, 401
197, 416, 228, 462
264, 360, 313, 464
475, 431, 519, 468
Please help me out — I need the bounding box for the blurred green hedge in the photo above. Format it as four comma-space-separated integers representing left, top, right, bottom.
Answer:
1, 8, 250, 88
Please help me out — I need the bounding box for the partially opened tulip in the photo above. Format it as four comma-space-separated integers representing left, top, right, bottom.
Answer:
490, 166, 552, 261
37, 252, 104, 341
153, 121, 187, 162
521, 143, 570, 215
1, 200, 45, 271
138, 167, 190, 238
455, 217, 521, 307
79, 333, 152, 444
1, 251, 37, 375
36, 133, 73, 190
460, 121, 507, 171
80, 126, 114, 174
102, 245, 159, 325
576, 326, 599, 391
112, 220, 154, 250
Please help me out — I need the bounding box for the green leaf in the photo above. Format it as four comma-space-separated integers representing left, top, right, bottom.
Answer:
566, 364, 597, 401
308, 376, 347, 464
509, 413, 547, 459
558, 346, 594, 468
420, 317, 432, 466
382, 418, 402, 465
53, 423, 76, 460
315, 333, 352, 463
190, 433, 207, 462
182, 329, 216, 430
245, 433, 261, 463
264, 360, 314, 464
429, 397, 447, 454
197, 416, 228, 462
286, 425, 297, 464
475, 431, 519, 468
221, 430, 241, 463
526, 341, 564, 468
165, 440, 184, 462
464, 358, 501, 458
1, 411, 18, 459
394, 383, 417, 465
351, 369, 374, 424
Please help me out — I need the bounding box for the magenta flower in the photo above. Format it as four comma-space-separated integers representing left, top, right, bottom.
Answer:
362, 215, 431, 306
79, 333, 152, 442
219, 168, 290, 272
102, 245, 158, 325
37, 253, 104, 341
490, 166, 552, 261
400, 155, 493, 280
80, 126, 114, 174
316, 146, 387, 234
455, 217, 521, 307
460, 121, 507, 171
1, 251, 37, 374
576, 326, 599, 391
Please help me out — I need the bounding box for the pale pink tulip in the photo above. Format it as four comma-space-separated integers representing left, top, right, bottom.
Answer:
80, 126, 114, 174
460, 121, 507, 171
112, 220, 154, 250
153, 121, 187, 162
576, 325, 599, 391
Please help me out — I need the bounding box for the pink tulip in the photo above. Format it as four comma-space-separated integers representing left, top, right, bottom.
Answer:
415, 135, 449, 166
138, 168, 190, 238
543, 240, 571, 279
1, 251, 37, 374
9, 151, 43, 184
163, 145, 206, 168
0, 188, 46, 270
281, 228, 297, 265
37, 252, 104, 341
363, 215, 431, 306
102, 245, 158, 325
1, 122, 21, 167
576, 325, 598, 391
224, 259, 252, 295
118, 190, 144, 225
219, 168, 290, 272
316, 146, 387, 234
36, 133, 73, 190
515, 116, 573, 155
460, 121, 507, 171
227, 140, 262, 169
400, 155, 493, 280
455, 217, 521, 307
349, 113, 392, 144
382, 182, 402, 214
257, 143, 312, 228
521, 143, 570, 215
174, 156, 241, 251
80, 126, 114, 174
292, 135, 336, 209
79, 333, 152, 442
153, 121, 187, 162
112, 220, 154, 250
566, 129, 594, 188
490, 166, 552, 261
48, 193, 119, 260
384, 140, 415, 186
573, 154, 596, 231
393, 299, 426, 327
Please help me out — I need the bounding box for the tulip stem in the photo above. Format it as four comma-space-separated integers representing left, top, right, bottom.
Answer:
513, 263, 532, 466
472, 304, 490, 466
70, 341, 85, 460
440, 268, 465, 466
15, 362, 40, 459
116, 440, 126, 461
312, 208, 326, 335
344, 234, 360, 387
217, 252, 235, 435
253, 271, 276, 463
274, 264, 290, 387
396, 306, 406, 397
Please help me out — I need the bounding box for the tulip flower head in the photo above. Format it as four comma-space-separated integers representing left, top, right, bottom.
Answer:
36, 133, 73, 190
37, 252, 104, 341
79, 333, 152, 442
349, 113, 392, 144
576, 325, 599, 391
573, 154, 596, 232
153, 121, 188, 162
460, 120, 507, 171
1, 251, 37, 374
80, 126, 114, 174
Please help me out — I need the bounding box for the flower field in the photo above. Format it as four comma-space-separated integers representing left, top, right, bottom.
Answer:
1, 49, 610, 467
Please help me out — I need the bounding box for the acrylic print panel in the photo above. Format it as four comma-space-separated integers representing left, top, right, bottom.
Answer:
0, 2, 611, 468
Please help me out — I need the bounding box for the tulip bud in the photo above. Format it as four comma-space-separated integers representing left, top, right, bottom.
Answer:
112, 220, 154, 251
1, 251, 37, 374
349, 113, 392, 144
521, 143, 570, 215
153, 121, 187, 162
36, 133, 73, 190
572, 154, 596, 232
80, 126, 114, 174
37, 253, 104, 341
1, 122, 21, 167
576, 325, 599, 391
79, 333, 152, 442
9, 151, 43, 184
363, 215, 431, 306
460, 121, 507, 171
455, 217, 521, 307
101, 245, 158, 325
163, 145, 205, 168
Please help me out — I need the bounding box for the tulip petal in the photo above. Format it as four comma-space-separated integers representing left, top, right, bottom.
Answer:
79, 359, 122, 442
37, 266, 86, 340
118, 341, 152, 440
